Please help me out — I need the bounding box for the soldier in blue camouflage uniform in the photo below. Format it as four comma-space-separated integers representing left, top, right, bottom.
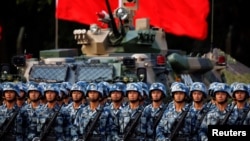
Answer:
62, 82, 86, 141
98, 81, 111, 106
187, 82, 210, 141
38, 82, 48, 105
156, 82, 190, 141
76, 81, 89, 106
116, 82, 145, 140
16, 82, 28, 108
0, 83, 3, 105
243, 83, 250, 125
140, 82, 168, 141
198, 82, 234, 141
247, 84, 250, 97
227, 82, 250, 125
60, 81, 73, 106
106, 82, 126, 126
33, 83, 65, 141
0, 82, 23, 141
71, 82, 117, 141
207, 82, 219, 105
138, 82, 151, 107
19, 81, 45, 141
230, 82, 250, 125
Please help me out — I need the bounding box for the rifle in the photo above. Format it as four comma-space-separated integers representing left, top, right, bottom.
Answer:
153, 104, 168, 130
168, 103, 191, 141
32, 104, 63, 141
0, 108, 20, 139
199, 101, 212, 121
80, 105, 104, 141
123, 108, 143, 141
152, 104, 168, 140
240, 106, 250, 125
220, 102, 236, 125
191, 101, 213, 136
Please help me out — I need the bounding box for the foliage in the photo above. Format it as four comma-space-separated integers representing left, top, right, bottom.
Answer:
223, 70, 250, 84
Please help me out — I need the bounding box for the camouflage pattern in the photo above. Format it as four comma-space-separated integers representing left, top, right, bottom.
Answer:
198, 82, 236, 141
198, 103, 237, 141
106, 102, 126, 123
1, 80, 250, 141
140, 103, 166, 141
116, 104, 144, 140
71, 104, 117, 141
16, 82, 28, 108
63, 103, 86, 125
232, 103, 250, 125
0, 83, 3, 105
187, 102, 213, 141
230, 82, 250, 125
19, 103, 44, 141
138, 82, 151, 107
243, 108, 250, 125
61, 102, 86, 140
0, 104, 23, 141
35, 103, 65, 141
155, 101, 190, 141
139, 82, 168, 140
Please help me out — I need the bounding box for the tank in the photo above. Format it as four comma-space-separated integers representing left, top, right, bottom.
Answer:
3, 0, 226, 90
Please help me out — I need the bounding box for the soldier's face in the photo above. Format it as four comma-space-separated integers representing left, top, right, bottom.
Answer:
127, 90, 140, 102
72, 91, 84, 102
29, 90, 41, 102
45, 90, 57, 102
173, 92, 186, 103
215, 91, 228, 104
110, 91, 123, 102
63, 97, 70, 104
4, 90, 16, 102
151, 90, 162, 102
192, 91, 203, 102
234, 91, 247, 102
88, 91, 100, 102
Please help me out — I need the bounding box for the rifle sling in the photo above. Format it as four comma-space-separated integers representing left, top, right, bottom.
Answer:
168, 103, 191, 140
240, 105, 250, 125
191, 102, 212, 136
39, 105, 63, 140
153, 104, 167, 129
123, 109, 143, 141
85, 106, 104, 138
220, 103, 236, 125
0, 108, 20, 138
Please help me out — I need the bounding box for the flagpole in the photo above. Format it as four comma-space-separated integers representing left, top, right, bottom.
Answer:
55, 18, 58, 49
55, 0, 59, 49
210, 0, 214, 52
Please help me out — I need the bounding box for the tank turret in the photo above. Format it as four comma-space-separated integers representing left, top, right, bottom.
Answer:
73, 0, 167, 56
20, 0, 226, 89
71, 0, 171, 87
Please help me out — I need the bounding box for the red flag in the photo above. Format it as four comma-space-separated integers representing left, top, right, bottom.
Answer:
56, 0, 118, 27
135, 0, 210, 40
56, 0, 209, 40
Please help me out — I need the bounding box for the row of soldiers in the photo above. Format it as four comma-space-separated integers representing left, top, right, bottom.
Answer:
0, 80, 250, 141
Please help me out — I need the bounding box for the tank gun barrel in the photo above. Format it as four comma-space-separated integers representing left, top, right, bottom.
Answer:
105, 0, 120, 38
